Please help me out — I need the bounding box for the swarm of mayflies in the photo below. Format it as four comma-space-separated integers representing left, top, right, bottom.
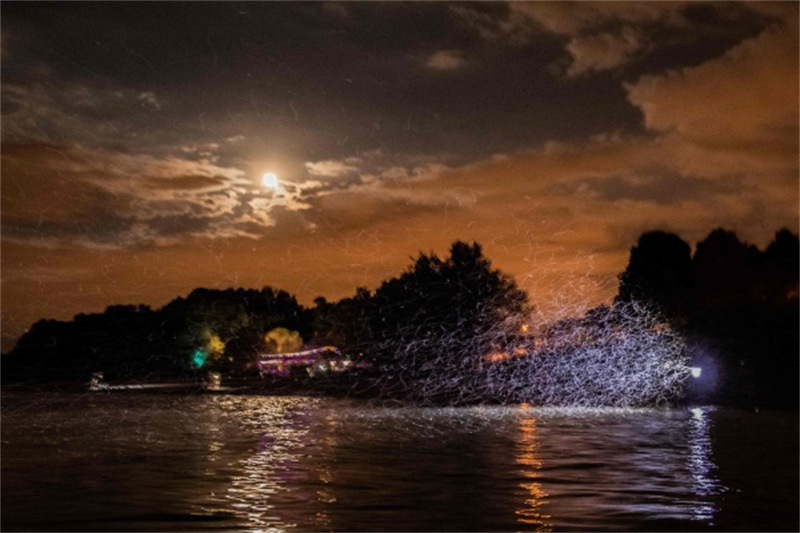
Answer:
356, 298, 691, 407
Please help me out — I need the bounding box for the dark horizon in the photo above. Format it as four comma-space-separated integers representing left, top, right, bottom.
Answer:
5, 225, 797, 408
5, 222, 798, 325
2, 223, 796, 352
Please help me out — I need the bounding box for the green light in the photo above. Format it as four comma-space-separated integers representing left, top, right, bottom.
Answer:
192, 349, 207, 368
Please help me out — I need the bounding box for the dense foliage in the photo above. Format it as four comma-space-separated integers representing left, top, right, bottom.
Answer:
3, 287, 310, 384
3, 229, 797, 407
319, 241, 531, 403
617, 228, 799, 406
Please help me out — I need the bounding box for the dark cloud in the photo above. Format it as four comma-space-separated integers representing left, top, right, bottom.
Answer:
548, 173, 745, 206
142, 175, 228, 191
1, 1, 797, 344
145, 214, 214, 238
1, 2, 639, 162
1, 212, 135, 248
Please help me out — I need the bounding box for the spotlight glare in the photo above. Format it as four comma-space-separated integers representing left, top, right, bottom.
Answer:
690, 367, 702, 379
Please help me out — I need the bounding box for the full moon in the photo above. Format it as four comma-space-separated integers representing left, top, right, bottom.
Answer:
262, 172, 279, 189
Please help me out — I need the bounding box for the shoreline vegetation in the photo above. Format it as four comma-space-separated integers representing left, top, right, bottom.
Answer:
3, 228, 798, 408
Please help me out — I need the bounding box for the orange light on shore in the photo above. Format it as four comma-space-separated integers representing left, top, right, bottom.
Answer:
484, 352, 510, 363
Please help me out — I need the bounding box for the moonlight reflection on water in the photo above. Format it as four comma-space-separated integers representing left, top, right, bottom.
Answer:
192, 397, 725, 532
3, 394, 796, 532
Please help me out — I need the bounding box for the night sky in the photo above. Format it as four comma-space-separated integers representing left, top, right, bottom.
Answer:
2, 2, 798, 348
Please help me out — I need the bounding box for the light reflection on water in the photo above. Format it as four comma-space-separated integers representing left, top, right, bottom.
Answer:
688, 406, 721, 521
223, 397, 316, 531
4, 393, 795, 532
206, 399, 723, 532
515, 416, 552, 530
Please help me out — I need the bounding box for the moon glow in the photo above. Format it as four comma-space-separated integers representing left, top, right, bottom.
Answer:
262, 172, 279, 189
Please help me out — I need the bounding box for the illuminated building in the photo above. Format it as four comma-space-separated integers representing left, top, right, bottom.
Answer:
257, 346, 358, 377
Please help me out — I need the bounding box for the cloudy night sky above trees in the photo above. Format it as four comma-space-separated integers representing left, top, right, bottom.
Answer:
1, 2, 798, 348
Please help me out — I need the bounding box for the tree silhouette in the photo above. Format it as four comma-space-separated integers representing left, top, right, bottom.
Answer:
3, 286, 312, 384
4, 228, 796, 407
2, 304, 179, 383
763, 228, 800, 305
346, 241, 531, 403
615, 227, 799, 406
616, 231, 692, 319
692, 228, 760, 311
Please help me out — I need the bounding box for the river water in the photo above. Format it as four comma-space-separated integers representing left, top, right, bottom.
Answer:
1, 392, 797, 532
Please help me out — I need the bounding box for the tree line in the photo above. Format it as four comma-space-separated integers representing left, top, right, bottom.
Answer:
2, 287, 311, 384
2, 228, 797, 406
615, 228, 798, 406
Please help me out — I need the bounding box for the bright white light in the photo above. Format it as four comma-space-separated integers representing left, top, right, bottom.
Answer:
690, 367, 702, 379
262, 172, 279, 189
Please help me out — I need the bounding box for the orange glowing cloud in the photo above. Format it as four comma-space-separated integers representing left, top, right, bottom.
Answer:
626, 22, 799, 147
